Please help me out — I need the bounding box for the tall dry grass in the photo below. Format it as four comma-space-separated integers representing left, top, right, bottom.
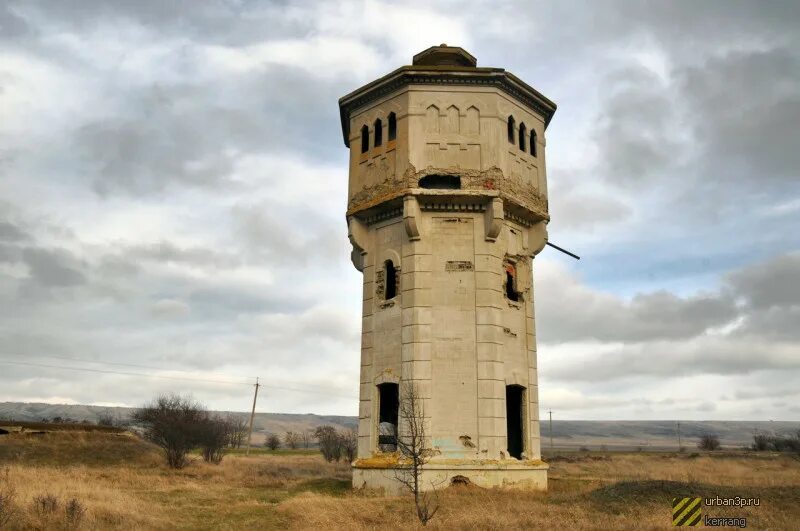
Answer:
0, 431, 798, 530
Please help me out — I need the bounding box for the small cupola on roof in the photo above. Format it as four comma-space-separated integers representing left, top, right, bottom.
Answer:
412, 44, 477, 67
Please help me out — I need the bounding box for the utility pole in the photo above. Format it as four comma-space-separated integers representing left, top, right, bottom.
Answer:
549, 410, 553, 451
245, 377, 260, 456
677, 421, 682, 450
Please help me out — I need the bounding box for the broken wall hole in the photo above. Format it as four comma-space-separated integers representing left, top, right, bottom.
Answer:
504, 263, 521, 302
418, 174, 461, 190
506, 385, 525, 459
377, 382, 399, 452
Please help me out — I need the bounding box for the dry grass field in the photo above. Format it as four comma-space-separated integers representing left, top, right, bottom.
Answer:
1, 431, 799, 529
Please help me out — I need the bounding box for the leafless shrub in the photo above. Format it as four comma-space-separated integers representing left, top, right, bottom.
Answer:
226, 415, 248, 449
96, 413, 115, 427
0, 468, 17, 527
64, 498, 87, 529
301, 429, 314, 449
198, 415, 230, 464
752, 430, 800, 453
32, 494, 59, 517
132, 394, 208, 469
698, 434, 721, 451
752, 431, 770, 451
395, 381, 440, 526
314, 426, 342, 462
265, 434, 281, 451
341, 429, 358, 463
284, 431, 300, 449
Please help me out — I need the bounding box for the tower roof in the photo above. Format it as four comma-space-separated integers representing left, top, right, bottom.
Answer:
338, 45, 557, 146
412, 44, 477, 67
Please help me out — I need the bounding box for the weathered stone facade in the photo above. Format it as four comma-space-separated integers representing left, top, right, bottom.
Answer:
341, 45, 556, 493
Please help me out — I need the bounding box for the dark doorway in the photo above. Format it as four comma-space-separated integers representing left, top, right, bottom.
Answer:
506, 385, 524, 459
377, 383, 399, 451
505, 269, 520, 302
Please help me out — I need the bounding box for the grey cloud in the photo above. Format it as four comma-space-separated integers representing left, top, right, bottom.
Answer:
0, 221, 27, 242
232, 203, 346, 267
549, 187, 632, 231
727, 252, 800, 309
0, 3, 31, 41
5, 0, 304, 47
21, 247, 86, 287
547, 337, 799, 382
123, 241, 242, 269
680, 48, 800, 186
537, 266, 738, 343
593, 66, 683, 187
72, 66, 346, 197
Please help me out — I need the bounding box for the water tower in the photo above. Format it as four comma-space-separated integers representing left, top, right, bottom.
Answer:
339, 45, 556, 492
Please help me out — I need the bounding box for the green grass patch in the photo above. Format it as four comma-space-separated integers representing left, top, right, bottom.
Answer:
291, 477, 351, 497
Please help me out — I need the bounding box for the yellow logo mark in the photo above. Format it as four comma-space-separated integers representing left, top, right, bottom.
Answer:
672, 497, 702, 526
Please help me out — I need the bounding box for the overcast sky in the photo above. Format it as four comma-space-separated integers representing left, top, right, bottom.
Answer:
1, 1, 798, 420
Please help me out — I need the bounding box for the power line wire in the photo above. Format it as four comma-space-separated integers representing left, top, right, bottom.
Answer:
0, 359, 359, 400
0, 352, 256, 382
0, 359, 249, 385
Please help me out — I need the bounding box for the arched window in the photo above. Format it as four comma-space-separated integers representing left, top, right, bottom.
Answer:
519, 123, 527, 152
530, 130, 537, 157
360, 125, 369, 153
507, 116, 515, 143
388, 112, 397, 141
384, 259, 397, 299
374, 118, 383, 147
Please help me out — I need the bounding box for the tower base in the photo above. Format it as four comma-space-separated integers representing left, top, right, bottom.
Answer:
352, 458, 548, 495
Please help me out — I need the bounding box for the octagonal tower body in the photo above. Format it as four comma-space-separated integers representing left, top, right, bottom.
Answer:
341, 46, 556, 493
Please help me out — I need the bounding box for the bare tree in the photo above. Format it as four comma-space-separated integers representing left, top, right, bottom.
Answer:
96, 413, 115, 427
341, 428, 358, 463
314, 426, 342, 462
225, 415, 248, 448
300, 429, 313, 449
198, 415, 230, 464
395, 381, 440, 526
284, 431, 300, 449
132, 394, 207, 469
265, 433, 281, 451
698, 433, 721, 451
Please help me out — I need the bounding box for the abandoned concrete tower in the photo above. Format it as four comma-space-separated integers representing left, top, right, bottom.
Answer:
340, 45, 556, 492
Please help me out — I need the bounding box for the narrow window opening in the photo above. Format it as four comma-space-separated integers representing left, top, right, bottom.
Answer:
506, 385, 524, 459
384, 260, 397, 300
505, 264, 520, 302
374, 118, 383, 147
531, 131, 537, 157
418, 174, 461, 189
377, 383, 399, 452
388, 112, 397, 141
519, 123, 527, 152
507, 116, 515, 143
360, 125, 369, 153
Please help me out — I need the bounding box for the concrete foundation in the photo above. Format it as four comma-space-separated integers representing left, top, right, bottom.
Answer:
353, 458, 548, 495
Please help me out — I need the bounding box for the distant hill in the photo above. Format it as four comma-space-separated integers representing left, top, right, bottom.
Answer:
0, 402, 356, 445
1, 402, 797, 450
